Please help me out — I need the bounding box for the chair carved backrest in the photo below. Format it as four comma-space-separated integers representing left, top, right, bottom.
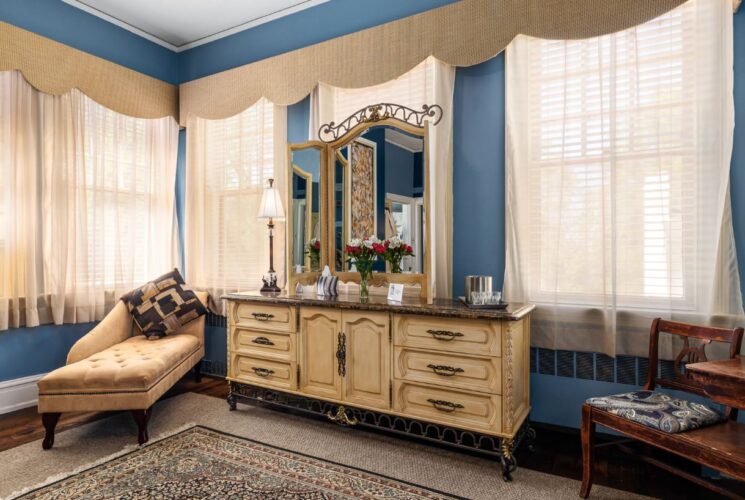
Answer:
644, 318, 743, 413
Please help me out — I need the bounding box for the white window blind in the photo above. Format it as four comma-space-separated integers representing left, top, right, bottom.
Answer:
76, 105, 157, 288
185, 98, 287, 303
505, 0, 742, 356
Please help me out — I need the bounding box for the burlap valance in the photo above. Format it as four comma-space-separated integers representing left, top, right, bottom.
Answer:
0, 22, 178, 119
179, 0, 688, 125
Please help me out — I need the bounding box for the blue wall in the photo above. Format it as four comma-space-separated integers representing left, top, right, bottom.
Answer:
731, 12, 745, 292
0, 323, 94, 381
452, 56, 506, 297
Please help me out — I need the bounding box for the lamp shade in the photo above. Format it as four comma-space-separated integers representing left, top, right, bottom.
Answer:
257, 178, 285, 220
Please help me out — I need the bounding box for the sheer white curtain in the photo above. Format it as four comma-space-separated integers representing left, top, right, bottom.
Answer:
504, 0, 742, 357
0, 71, 44, 329
185, 98, 287, 310
0, 70, 180, 330
309, 57, 455, 298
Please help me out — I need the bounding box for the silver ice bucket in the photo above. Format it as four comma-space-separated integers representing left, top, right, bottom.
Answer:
464, 275, 492, 303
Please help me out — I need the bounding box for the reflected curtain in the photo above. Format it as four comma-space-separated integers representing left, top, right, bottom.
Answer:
504, 0, 743, 357
185, 98, 287, 312
309, 57, 455, 298
0, 70, 180, 331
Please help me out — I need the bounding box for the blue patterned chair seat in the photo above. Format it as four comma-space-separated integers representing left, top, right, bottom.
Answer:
586, 390, 725, 434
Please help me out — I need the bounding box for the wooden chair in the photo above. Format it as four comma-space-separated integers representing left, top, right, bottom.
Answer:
580, 318, 745, 498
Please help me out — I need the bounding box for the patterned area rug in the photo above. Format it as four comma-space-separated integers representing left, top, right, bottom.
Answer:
16, 425, 458, 499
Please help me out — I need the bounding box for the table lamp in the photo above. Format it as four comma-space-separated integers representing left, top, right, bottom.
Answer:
257, 178, 285, 293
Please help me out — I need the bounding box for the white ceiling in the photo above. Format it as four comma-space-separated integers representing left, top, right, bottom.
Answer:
62, 0, 329, 52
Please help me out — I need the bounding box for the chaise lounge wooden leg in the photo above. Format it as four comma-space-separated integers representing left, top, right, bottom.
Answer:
194, 359, 203, 383
131, 408, 152, 445
580, 404, 595, 498
41, 412, 61, 450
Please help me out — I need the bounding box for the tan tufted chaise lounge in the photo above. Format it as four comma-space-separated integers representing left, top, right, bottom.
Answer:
36, 291, 209, 449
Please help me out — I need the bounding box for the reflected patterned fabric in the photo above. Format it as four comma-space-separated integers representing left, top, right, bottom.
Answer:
122, 269, 207, 338
586, 390, 725, 434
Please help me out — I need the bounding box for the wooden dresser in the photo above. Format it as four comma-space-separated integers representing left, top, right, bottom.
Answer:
223, 292, 535, 480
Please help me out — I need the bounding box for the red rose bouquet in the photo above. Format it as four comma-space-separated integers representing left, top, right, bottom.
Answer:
384, 236, 414, 273
345, 236, 385, 299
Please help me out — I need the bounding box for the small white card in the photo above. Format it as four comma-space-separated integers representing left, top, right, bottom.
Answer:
387, 283, 404, 302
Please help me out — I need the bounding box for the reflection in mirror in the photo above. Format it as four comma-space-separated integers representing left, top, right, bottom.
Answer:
334, 125, 425, 273
291, 146, 322, 272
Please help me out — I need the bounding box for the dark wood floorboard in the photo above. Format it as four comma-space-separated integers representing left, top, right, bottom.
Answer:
1, 374, 742, 499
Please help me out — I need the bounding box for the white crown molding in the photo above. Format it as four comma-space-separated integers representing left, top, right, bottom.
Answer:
0, 373, 45, 414
62, 0, 329, 53
176, 0, 329, 52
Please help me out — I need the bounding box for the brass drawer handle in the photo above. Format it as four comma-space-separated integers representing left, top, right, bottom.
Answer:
251, 367, 274, 377
426, 329, 464, 341
427, 399, 464, 412
427, 364, 465, 377
252, 336, 275, 346
252, 312, 275, 321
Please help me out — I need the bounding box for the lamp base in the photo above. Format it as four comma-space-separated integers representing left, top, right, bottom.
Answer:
260, 283, 282, 294
260, 272, 281, 295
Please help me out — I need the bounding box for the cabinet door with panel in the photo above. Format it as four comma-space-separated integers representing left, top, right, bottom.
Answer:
342, 310, 390, 410
299, 307, 343, 400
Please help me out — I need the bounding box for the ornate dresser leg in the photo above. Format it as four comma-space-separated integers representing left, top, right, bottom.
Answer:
227, 393, 237, 411
500, 438, 517, 482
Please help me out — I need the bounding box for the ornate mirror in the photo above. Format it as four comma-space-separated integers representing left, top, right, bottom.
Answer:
331, 127, 425, 274
287, 142, 325, 282
321, 104, 442, 299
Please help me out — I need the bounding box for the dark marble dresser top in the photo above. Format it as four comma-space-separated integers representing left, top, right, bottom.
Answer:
222, 291, 535, 321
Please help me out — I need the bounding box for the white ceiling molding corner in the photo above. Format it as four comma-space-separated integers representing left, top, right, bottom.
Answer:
62, 0, 329, 52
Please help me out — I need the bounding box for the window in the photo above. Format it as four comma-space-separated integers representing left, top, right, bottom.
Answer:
185, 98, 285, 299
76, 105, 157, 288
527, 20, 692, 308
505, 0, 741, 354
0, 70, 179, 329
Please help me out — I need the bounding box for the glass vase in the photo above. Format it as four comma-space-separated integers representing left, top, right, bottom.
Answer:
390, 255, 403, 273
310, 253, 320, 272
358, 267, 371, 300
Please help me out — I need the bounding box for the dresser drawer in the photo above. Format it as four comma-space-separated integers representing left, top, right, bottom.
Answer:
231, 354, 297, 390
393, 314, 501, 357
232, 327, 296, 361
231, 303, 296, 333
393, 381, 501, 434
394, 347, 501, 394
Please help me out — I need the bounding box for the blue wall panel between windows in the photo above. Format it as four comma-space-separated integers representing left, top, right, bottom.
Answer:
452, 56, 506, 297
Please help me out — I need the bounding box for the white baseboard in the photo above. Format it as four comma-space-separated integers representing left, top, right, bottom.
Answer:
0, 373, 46, 414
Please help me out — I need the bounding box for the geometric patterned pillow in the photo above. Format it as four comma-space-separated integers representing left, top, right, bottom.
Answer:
121, 269, 207, 339
586, 390, 726, 434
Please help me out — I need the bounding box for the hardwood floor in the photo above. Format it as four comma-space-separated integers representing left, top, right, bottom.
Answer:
1, 373, 742, 499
